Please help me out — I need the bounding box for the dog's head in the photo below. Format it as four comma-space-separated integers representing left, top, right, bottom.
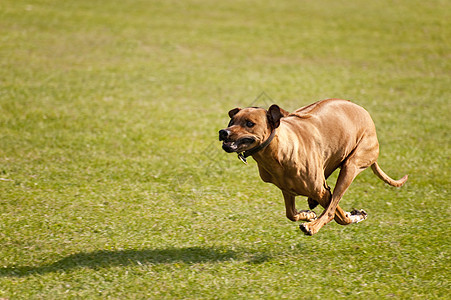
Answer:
219, 104, 289, 153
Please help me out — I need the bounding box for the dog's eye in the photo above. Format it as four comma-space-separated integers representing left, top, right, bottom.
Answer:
246, 121, 255, 128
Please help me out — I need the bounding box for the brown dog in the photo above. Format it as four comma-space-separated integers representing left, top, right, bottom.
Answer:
219, 99, 408, 235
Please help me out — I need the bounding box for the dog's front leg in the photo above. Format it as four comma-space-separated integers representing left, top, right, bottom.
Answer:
282, 191, 317, 222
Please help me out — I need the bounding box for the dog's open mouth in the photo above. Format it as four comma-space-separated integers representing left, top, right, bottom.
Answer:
222, 141, 238, 153
222, 137, 255, 153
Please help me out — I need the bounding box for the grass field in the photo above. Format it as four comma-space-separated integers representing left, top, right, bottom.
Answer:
1, 0, 450, 298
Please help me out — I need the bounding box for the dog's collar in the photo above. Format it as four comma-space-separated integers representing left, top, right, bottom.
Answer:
237, 130, 276, 164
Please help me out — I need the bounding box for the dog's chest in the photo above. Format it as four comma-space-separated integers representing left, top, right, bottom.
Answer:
257, 163, 311, 196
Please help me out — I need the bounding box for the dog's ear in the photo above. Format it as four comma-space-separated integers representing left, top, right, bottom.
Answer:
267, 104, 289, 128
228, 108, 241, 118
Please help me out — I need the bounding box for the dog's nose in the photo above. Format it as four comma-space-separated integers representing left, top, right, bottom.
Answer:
219, 129, 229, 141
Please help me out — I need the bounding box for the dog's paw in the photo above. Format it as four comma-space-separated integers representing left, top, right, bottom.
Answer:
298, 210, 317, 222
351, 209, 367, 216
349, 209, 368, 223
299, 223, 313, 236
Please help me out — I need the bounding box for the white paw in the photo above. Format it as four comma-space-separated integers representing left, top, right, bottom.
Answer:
349, 209, 368, 223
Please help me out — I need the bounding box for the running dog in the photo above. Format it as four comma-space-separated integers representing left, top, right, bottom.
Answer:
218, 99, 408, 235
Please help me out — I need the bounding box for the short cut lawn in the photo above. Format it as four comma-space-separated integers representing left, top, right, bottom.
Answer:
0, 0, 449, 298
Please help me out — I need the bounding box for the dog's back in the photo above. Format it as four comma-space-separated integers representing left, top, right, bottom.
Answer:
279, 99, 379, 178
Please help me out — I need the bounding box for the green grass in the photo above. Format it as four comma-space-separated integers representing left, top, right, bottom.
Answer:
0, 0, 450, 298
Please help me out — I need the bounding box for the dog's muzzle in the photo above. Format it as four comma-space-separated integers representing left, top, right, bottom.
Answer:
219, 129, 256, 153
219, 129, 229, 141
219, 129, 235, 152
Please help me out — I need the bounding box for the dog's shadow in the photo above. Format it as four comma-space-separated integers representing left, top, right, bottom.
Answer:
1, 246, 269, 277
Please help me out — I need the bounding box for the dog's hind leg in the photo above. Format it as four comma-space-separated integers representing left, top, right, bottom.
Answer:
308, 184, 363, 226
282, 191, 317, 222
300, 163, 366, 235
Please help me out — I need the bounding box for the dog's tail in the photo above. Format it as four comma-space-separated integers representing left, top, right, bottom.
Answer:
371, 162, 408, 187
